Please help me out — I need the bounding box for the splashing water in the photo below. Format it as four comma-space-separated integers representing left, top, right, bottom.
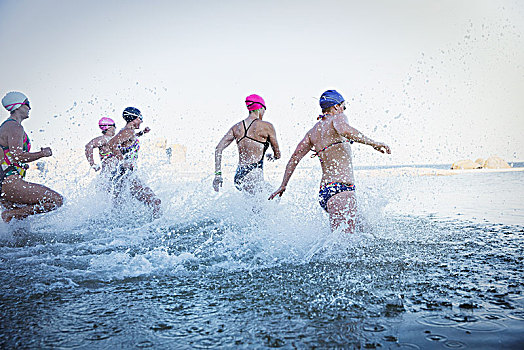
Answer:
0, 153, 523, 348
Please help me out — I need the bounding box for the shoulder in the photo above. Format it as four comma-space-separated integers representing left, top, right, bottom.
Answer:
3, 120, 24, 136
230, 121, 242, 134
260, 120, 275, 130
117, 128, 134, 138
333, 113, 349, 124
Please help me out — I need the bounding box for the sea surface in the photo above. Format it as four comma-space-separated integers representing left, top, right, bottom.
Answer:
0, 162, 523, 349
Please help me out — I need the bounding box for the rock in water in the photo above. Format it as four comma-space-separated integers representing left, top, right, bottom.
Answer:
474, 158, 484, 165
483, 156, 511, 169
451, 159, 482, 170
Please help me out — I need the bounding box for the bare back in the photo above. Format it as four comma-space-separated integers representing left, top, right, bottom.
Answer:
308, 114, 355, 186
232, 118, 273, 165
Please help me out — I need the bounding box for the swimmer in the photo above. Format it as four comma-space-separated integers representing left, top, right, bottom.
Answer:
107, 107, 161, 217
84, 117, 117, 173
214, 94, 281, 194
0, 91, 63, 222
269, 90, 391, 233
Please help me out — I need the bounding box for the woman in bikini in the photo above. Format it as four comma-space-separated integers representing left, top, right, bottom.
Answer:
85, 117, 117, 173
107, 107, 161, 217
213, 94, 281, 194
0, 91, 63, 222
269, 90, 391, 233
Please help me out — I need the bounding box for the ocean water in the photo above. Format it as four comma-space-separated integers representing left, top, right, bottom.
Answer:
0, 161, 523, 349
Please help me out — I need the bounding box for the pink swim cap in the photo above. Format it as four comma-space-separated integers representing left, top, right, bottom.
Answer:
245, 94, 266, 111
98, 117, 115, 131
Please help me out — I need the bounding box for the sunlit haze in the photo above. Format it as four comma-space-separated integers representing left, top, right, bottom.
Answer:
1, 0, 523, 168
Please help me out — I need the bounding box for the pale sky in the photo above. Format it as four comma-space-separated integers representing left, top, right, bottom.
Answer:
1, 0, 523, 166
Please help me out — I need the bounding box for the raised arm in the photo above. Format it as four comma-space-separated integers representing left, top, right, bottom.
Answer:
213, 127, 236, 192
6, 124, 51, 163
333, 114, 391, 154
267, 123, 281, 160
269, 133, 313, 200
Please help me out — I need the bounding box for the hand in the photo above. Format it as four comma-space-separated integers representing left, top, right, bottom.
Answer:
213, 176, 223, 192
373, 142, 391, 154
91, 164, 101, 172
143, 127, 150, 134
121, 162, 133, 170
40, 147, 52, 157
269, 185, 286, 200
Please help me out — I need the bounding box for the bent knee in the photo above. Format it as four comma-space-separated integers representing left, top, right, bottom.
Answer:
54, 193, 64, 207
45, 191, 64, 208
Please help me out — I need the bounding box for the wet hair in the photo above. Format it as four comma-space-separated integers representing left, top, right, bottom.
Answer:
249, 107, 265, 114
322, 104, 339, 114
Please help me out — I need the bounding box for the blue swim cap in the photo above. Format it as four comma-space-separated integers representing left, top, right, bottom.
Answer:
319, 90, 344, 109
123, 107, 142, 122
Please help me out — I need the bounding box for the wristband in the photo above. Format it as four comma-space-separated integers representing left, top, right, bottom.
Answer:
214, 171, 222, 176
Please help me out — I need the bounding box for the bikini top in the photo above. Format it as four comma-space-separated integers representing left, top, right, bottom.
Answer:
311, 114, 354, 162
0, 119, 31, 178
311, 139, 353, 162
237, 119, 270, 162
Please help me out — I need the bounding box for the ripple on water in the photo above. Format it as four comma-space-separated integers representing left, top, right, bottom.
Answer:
481, 313, 505, 320
362, 323, 386, 332
457, 320, 506, 332
425, 334, 447, 342
443, 340, 467, 349
388, 343, 420, 349
417, 315, 457, 327
507, 310, 524, 321
447, 314, 479, 323
135, 340, 155, 348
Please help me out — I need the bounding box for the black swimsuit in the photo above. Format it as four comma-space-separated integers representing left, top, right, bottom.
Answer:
234, 120, 269, 190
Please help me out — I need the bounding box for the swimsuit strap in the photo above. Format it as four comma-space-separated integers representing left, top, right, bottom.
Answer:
99, 149, 114, 160
237, 119, 268, 145
311, 139, 354, 160
1, 118, 16, 127
236, 119, 270, 162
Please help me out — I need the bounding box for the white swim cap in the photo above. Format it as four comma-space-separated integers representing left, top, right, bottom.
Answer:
2, 91, 28, 112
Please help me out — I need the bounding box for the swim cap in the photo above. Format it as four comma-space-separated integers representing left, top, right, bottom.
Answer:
319, 90, 344, 109
122, 107, 142, 122
2, 91, 28, 112
98, 117, 116, 131
245, 94, 266, 111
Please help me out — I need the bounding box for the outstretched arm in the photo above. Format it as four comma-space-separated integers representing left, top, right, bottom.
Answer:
269, 133, 313, 200
267, 123, 281, 160
333, 114, 391, 154
213, 127, 235, 192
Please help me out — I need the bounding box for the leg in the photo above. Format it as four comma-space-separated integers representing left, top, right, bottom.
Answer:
326, 191, 357, 233
129, 178, 162, 217
0, 176, 64, 222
